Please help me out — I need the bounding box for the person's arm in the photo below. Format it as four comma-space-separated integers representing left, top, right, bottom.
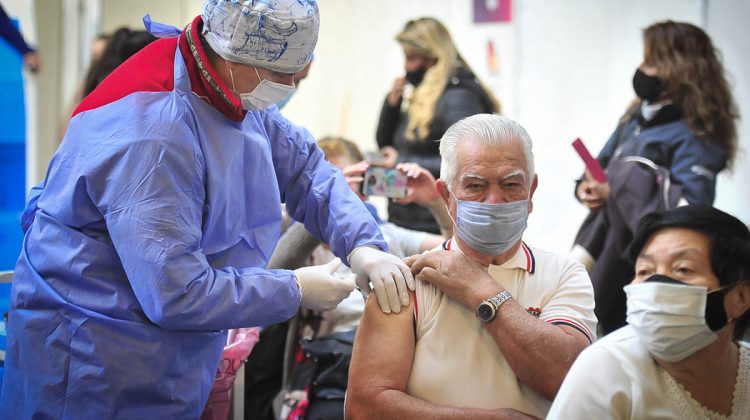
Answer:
379, 223, 437, 258
0, 5, 34, 56
264, 110, 415, 314
346, 295, 529, 419
266, 222, 322, 270
376, 82, 405, 149
423, 199, 453, 239
97, 125, 301, 330
668, 135, 723, 206
20, 180, 45, 233
408, 251, 591, 400
596, 120, 631, 170
576, 169, 610, 210
546, 345, 634, 419
263, 110, 387, 259
574, 122, 627, 208
394, 162, 453, 239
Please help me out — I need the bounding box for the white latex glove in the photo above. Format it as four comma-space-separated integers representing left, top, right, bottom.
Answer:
294, 258, 356, 312
349, 246, 415, 314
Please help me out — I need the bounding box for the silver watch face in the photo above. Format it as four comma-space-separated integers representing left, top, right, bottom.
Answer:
476, 302, 495, 322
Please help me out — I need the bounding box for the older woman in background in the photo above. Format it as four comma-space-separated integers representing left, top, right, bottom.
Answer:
550, 205, 750, 419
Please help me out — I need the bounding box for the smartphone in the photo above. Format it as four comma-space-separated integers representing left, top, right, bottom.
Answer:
361, 167, 408, 199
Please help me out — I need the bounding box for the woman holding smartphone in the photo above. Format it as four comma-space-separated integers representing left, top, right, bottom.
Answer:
376, 17, 499, 234
573, 20, 739, 335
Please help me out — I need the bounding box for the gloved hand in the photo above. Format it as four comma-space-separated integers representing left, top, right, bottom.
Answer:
349, 246, 415, 314
294, 258, 356, 312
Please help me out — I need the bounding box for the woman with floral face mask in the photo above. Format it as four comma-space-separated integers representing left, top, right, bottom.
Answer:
572, 20, 740, 335
549, 205, 750, 419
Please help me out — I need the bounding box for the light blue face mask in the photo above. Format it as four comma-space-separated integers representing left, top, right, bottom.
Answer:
274, 90, 295, 109
452, 194, 529, 256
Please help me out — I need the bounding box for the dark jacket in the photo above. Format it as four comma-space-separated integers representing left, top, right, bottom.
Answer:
376, 67, 495, 233
597, 104, 726, 205
576, 104, 727, 334
575, 157, 683, 334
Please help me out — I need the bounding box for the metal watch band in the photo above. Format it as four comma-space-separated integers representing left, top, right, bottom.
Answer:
487, 290, 512, 310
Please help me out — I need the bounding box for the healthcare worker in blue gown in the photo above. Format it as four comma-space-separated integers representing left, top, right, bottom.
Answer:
0, 1, 415, 418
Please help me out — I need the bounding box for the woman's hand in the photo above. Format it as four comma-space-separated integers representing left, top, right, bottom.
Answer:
393, 162, 441, 207
577, 170, 610, 210
342, 161, 369, 200
387, 77, 407, 107
380, 146, 399, 168
23, 51, 41, 73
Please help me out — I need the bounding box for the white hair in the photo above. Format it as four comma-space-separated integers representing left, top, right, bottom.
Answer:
439, 114, 535, 189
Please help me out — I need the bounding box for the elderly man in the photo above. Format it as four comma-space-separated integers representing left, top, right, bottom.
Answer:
0, 1, 412, 418
346, 114, 597, 418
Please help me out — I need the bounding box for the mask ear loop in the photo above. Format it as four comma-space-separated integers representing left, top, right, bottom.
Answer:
445, 187, 457, 226
225, 60, 239, 96
253, 66, 297, 88
708, 284, 731, 295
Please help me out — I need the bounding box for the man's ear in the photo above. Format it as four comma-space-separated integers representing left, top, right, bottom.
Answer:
528, 174, 539, 214
436, 179, 450, 205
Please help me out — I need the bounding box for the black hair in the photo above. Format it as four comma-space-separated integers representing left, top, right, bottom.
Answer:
82, 28, 157, 96
630, 205, 750, 339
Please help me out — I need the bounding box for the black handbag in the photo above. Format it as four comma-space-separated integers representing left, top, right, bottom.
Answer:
276, 329, 356, 420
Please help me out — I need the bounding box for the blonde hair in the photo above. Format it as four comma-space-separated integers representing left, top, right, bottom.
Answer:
317, 136, 363, 163
396, 18, 500, 141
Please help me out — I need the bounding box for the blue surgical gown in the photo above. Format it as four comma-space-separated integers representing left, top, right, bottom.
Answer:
0, 43, 385, 418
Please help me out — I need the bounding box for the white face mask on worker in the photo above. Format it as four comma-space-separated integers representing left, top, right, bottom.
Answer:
228, 63, 296, 110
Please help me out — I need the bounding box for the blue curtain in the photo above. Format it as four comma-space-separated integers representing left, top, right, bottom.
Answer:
0, 18, 26, 270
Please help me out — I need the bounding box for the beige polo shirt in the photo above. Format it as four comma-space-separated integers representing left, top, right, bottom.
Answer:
405, 238, 597, 417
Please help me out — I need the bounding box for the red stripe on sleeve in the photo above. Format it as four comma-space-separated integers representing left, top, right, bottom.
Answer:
546, 317, 594, 342
412, 291, 418, 324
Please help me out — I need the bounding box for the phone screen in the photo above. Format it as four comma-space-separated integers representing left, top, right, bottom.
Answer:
361, 167, 408, 198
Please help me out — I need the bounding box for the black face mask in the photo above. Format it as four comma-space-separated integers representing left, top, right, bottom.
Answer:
405, 67, 427, 87
632, 68, 666, 101
644, 274, 729, 332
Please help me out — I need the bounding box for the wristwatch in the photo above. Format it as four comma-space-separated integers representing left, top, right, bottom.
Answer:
476, 290, 513, 323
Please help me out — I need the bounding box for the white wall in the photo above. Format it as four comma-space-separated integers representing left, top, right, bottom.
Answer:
283, 0, 748, 253
284, 0, 515, 152
101, 0, 201, 33
708, 0, 750, 226
4, 0, 40, 191
12, 0, 747, 254
514, 0, 704, 252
